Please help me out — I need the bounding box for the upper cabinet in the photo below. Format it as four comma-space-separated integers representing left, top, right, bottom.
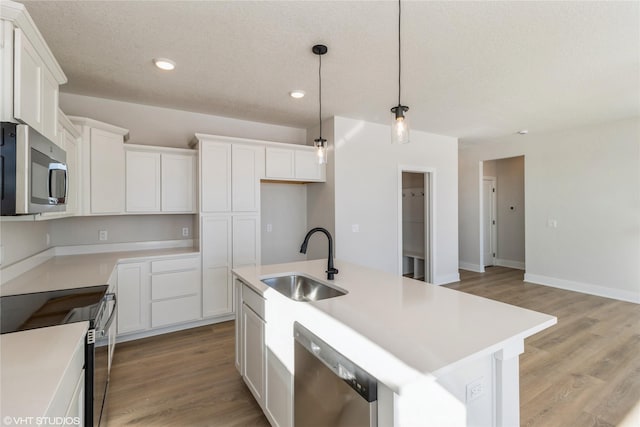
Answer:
69, 117, 129, 216
265, 146, 325, 182
124, 144, 197, 214
1, 3, 67, 143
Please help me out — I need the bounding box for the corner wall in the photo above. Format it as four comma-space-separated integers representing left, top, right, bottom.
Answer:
333, 117, 459, 285
459, 118, 640, 302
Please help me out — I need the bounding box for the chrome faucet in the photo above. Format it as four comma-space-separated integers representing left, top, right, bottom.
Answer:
300, 227, 339, 280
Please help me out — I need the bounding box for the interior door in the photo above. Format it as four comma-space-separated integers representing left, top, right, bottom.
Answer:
482, 178, 496, 267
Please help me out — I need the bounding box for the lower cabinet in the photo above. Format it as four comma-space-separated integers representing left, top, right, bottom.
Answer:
236, 279, 292, 427
116, 254, 202, 338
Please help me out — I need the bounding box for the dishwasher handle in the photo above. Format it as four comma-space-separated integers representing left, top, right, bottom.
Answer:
294, 322, 377, 402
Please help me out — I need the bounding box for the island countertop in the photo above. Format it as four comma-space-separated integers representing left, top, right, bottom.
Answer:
233, 259, 557, 388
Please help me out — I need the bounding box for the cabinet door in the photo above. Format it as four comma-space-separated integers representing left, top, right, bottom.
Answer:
91, 128, 125, 214
201, 141, 231, 212
266, 348, 293, 427
232, 215, 260, 268
41, 70, 59, 143
294, 150, 324, 181
232, 144, 262, 212
202, 215, 233, 317
265, 148, 295, 179
125, 150, 161, 212
117, 262, 149, 335
162, 153, 195, 212
13, 28, 41, 132
243, 303, 265, 405
64, 131, 79, 216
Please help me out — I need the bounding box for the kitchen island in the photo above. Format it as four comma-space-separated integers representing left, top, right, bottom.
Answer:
233, 259, 556, 427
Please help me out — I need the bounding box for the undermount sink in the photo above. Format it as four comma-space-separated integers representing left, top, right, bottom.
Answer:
260, 274, 347, 302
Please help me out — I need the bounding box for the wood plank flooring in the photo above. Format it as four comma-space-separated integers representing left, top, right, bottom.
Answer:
447, 267, 640, 427
106, 267, 640, 426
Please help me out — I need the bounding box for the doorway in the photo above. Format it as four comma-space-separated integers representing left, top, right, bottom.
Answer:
399, 170, 432, 282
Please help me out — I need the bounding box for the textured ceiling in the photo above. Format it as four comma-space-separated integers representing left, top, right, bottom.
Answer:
22, 1, 640, 143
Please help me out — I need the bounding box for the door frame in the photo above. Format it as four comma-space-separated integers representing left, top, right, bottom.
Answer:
397, 166, 435, 283
481, 176, 497, 268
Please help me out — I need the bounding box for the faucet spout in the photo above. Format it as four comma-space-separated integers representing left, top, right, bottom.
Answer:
300, 227, 339, 280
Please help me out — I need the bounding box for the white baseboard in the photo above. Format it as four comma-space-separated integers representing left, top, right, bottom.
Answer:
524, 273, 640, 304
55, 239, 194, 256
459, 262, 484, 273
495, 259, 525, 270
434, 272, 461, 285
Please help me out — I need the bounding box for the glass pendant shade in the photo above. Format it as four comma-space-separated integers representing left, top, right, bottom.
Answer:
391, 105, 410, 144
315, 138, 327, 164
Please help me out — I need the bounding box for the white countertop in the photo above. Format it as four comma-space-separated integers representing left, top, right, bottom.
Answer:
1, 247, 199, 296
0, 322, 88, 419
233, 259, 557, 389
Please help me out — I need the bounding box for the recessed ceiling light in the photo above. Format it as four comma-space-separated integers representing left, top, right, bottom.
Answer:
517, 129, 529, 135
290, 90, 305, 99
153, 58, 176, 71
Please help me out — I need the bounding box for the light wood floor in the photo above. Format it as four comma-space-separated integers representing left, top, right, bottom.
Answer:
106, 267, 640, 426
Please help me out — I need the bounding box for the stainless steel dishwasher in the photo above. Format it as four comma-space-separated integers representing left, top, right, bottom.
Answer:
294, 322, 377, 427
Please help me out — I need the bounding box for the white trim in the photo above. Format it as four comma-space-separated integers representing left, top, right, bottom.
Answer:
433, 273, 460, 286
495, 259, 525, 270
481, 175, 497, 267
115, 314, 234, 344
192, 132, 308, 149
124, 143, 196, 155
459, 262, 484, 273
524, 273, 640, 304
54, 239, 194, 256
68, 116, 130, 139
0, 248, 55, 284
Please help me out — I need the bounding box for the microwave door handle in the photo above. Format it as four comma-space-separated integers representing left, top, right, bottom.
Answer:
48, 162, 67, 203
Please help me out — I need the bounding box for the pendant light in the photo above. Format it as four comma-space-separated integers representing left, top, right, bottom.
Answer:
313, 44, 328, 164
391, 0, 409, 144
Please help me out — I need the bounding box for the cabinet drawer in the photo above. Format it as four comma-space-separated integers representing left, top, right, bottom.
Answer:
242, 282, 265, 319
151, 270, 200, 300
151, 295, 201, 328
151, 256, 199, 273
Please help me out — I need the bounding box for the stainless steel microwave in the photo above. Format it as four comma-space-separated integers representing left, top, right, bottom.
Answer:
1, 122, 67, 215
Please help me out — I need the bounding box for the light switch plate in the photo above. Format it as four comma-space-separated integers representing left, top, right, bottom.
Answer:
352, 224, 360, 233
99, 230, 108, 241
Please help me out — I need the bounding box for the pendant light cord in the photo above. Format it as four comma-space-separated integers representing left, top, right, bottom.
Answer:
318, 52, 323, 140
398, 0, 402, 106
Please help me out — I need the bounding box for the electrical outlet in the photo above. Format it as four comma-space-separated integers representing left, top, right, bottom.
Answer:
0, 245, 4, 265
466, 378, 485, 403
182, 227, 189, 237
46, 233, 50, 246
266, 224, 273, 233
352, 224, 360, 233
99, 230, 108, 241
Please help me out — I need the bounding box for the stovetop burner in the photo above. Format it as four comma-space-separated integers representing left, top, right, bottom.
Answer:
0, 285, 108, 334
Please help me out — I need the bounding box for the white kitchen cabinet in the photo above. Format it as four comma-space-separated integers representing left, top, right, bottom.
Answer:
235, 278, 243, 372
232, 214, 260, 268
201, 214, 233, 318
265, 145, 325, 182
266, 348, 293, 427
0, 5, 66, 135
125, 145, 197, 214
232, 144, 263, 212
64, 370, 85, 422
71, 117, 129, 216
242, 301, 265, 406
161, 152, 196, 212
117, 262, 150, 335
265, 147, 295, 180
126, 149, 161, 213
200, 141, 232, 212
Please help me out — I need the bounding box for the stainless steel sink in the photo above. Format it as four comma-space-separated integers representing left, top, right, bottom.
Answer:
260, 274, 347, 301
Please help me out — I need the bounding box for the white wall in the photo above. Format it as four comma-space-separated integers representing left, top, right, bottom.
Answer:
333, 117, 460, 285
60, 93, 307, 148
260, 182, 308, 265
459, 118, 640, 302
495, 156, 525, 267
49, 215, 195, 247
0, 221, 51, 266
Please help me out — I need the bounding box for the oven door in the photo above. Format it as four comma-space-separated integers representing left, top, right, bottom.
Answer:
93, 293, 116, 426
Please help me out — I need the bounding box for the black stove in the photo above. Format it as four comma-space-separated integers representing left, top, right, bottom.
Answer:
0, 285, 108, 334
